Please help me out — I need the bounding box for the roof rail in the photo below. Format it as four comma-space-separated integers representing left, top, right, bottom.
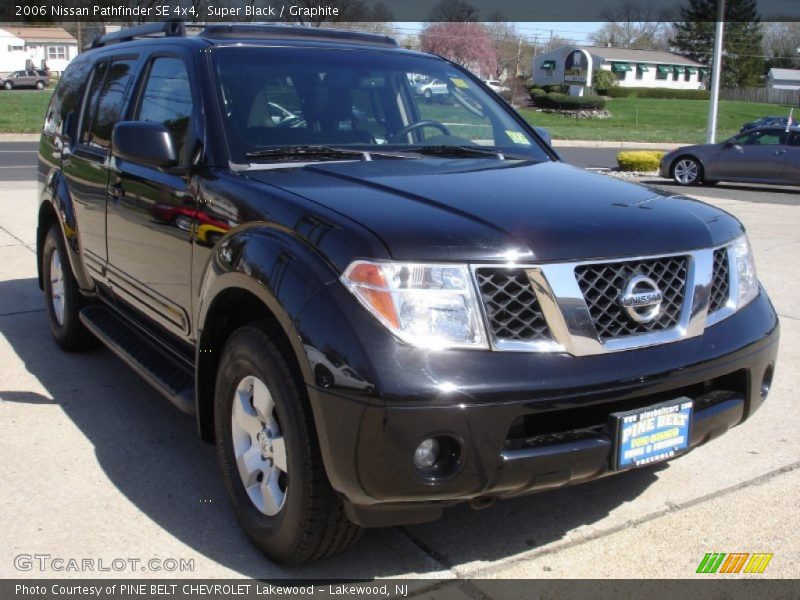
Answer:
198, 24, 398, 48
92, 20, 186, 48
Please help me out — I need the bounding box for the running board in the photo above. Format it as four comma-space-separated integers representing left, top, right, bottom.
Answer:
79, 304, 196, 415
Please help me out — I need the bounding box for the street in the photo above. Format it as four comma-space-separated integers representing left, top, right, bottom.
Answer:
0, 147, 798, 585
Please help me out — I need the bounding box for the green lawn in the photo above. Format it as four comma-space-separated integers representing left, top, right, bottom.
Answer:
0, 88, 794, 144
519, 97, 797, 144
0, 89, 53, 133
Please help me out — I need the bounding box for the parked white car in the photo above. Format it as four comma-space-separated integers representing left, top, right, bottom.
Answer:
414, 78, 449, 100
484, 79, 510, 93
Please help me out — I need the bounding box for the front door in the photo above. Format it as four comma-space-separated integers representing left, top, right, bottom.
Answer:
714, 128, 788, 181
106, 53, 197, 339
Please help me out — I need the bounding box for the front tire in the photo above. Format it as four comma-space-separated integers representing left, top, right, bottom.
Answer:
3, 81, 12, 90
214, 324, 361, 564
671, 156, 703, 186
42, 224, 94, 351
35, 81, 45, 90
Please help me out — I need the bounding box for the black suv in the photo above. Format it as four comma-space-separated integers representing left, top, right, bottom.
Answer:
37, 22, 779, 564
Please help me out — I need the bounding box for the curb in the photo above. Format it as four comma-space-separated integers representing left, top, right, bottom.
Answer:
552, 140, 688, 149
0, 133, 40, 142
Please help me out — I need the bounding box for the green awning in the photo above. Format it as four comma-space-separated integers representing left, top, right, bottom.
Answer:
656, 65, 671, 75
673, 66, 685, 75
611, 62, 632, 72
699, 68, 709, 76
541, 60, 555, 69
685, 66, 698, 74
636, 63, 649, 72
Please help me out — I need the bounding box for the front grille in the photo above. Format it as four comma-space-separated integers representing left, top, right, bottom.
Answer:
709, 247, 730, 313
475, 268, 551, 343
575, 256, 688, 340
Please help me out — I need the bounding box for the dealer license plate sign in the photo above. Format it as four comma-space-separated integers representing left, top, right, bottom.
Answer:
611, 398, 692, 470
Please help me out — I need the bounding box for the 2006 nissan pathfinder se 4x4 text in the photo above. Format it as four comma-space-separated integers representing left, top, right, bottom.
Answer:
37, 22, 780, 564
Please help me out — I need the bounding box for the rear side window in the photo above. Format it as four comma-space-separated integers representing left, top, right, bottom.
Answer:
135, 57, 194, 161
81, 59, 137, 150
43, 55, 91, 137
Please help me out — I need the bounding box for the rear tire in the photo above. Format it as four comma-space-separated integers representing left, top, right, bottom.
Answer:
214, 324, 362, 564
35, 81, 45, 90
42, 224, 94, 351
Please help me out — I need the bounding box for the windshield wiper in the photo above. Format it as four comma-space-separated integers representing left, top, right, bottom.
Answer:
246, 145, 370, 161
245, 145, 413, 162
403, 145, 510, 159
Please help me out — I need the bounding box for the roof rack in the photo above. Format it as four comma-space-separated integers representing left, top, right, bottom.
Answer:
197, 24, 398, 48
92, 20, 186, 48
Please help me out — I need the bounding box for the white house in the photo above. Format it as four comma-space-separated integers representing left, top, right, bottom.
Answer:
766, 68, 800, 91
0, 27, 78, 75
533, 45, 706, 95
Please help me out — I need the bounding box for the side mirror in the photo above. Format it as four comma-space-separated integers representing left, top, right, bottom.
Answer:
112, 121, 177, 168
533, 126, 552, 146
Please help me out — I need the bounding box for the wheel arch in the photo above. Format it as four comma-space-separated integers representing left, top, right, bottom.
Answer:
194, 229, 337, 443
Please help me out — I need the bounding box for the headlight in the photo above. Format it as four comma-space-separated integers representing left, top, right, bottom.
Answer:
730, 234, 758, 309
341, 261, 487, 349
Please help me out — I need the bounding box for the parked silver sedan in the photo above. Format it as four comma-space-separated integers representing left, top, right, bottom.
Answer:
660, 126, 800, 186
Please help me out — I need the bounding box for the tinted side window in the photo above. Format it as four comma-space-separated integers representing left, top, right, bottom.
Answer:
79, 62, 108, 146
83, 60, 136, 150
43, 55, 91, 137
789, 133, 800, 147
136, 57, 194, 161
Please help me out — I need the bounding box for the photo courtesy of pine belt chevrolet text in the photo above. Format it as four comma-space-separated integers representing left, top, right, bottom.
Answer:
36, 22, 780, 565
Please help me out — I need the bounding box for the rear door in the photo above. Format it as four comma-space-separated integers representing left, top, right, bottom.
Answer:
62, 57, 138, 281
715, 128, 788, 181
106, 49, 198, 339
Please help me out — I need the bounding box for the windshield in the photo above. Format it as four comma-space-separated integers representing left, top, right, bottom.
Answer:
210, 46, 550, 164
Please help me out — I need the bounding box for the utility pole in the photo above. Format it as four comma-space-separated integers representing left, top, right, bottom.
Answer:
515, 36, 522, 77
706, 0, 725, 143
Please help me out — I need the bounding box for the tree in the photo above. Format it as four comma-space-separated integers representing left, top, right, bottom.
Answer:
592, 69, 619, 93
484, 22, 536, 78
671, 0, 765, 88
419, 22, 498, 77
590, 0, 673, 49
763, 22, 800, 70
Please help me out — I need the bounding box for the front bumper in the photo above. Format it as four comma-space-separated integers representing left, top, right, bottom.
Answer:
307, 292, 779, 527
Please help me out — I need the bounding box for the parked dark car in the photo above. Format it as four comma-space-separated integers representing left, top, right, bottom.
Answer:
37, 23, 779, 565
0, 69, 49, 90
740, 115, 796, 132
660, 126, 800, 186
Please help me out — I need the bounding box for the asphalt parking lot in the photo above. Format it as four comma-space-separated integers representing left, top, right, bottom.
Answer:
0, 173, 798, 585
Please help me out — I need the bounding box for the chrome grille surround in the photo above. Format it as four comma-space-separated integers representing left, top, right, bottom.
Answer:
708, 247, 730, 314
470, 241, 739, 356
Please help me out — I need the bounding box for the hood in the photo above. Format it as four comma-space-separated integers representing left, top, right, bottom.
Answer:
245, 159, 743, 263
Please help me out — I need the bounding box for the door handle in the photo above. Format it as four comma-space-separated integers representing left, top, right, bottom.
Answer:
775, 150, 786, 155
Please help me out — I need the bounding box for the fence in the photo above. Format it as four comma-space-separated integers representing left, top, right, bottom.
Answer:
720, 87, 799, 106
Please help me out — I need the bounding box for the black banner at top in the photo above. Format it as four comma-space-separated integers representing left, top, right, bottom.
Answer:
2, 0, 800, 23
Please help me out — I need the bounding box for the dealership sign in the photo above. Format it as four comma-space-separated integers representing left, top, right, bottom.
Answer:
564, 49, 589, 84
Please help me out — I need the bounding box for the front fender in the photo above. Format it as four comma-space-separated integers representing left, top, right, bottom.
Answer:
37, 168, 93, 291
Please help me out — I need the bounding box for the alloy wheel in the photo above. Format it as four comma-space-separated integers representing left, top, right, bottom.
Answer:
674, 159, 699, 184
49, 247, 65, 326
230, 375, 288, 516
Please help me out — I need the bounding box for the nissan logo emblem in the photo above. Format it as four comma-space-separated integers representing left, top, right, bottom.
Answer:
619, 275, 663, 323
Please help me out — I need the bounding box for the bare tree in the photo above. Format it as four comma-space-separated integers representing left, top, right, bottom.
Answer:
428, 0, 479, 22
589, 0, 673, 49
763, 22, 800, 69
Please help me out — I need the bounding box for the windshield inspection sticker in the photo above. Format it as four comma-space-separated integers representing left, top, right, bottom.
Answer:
506, 131, 531, 145
449, 77, 470, 89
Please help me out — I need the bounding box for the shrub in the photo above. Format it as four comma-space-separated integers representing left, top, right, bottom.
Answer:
542, 83, 568, 94
592, 69, 619, 94
528, 87, 546, 99
606, 87, 710, 100
534, 92, 606, 110
617, 151, 665, 172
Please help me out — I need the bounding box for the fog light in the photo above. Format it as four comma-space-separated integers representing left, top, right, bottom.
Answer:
413, 438, 440, 469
